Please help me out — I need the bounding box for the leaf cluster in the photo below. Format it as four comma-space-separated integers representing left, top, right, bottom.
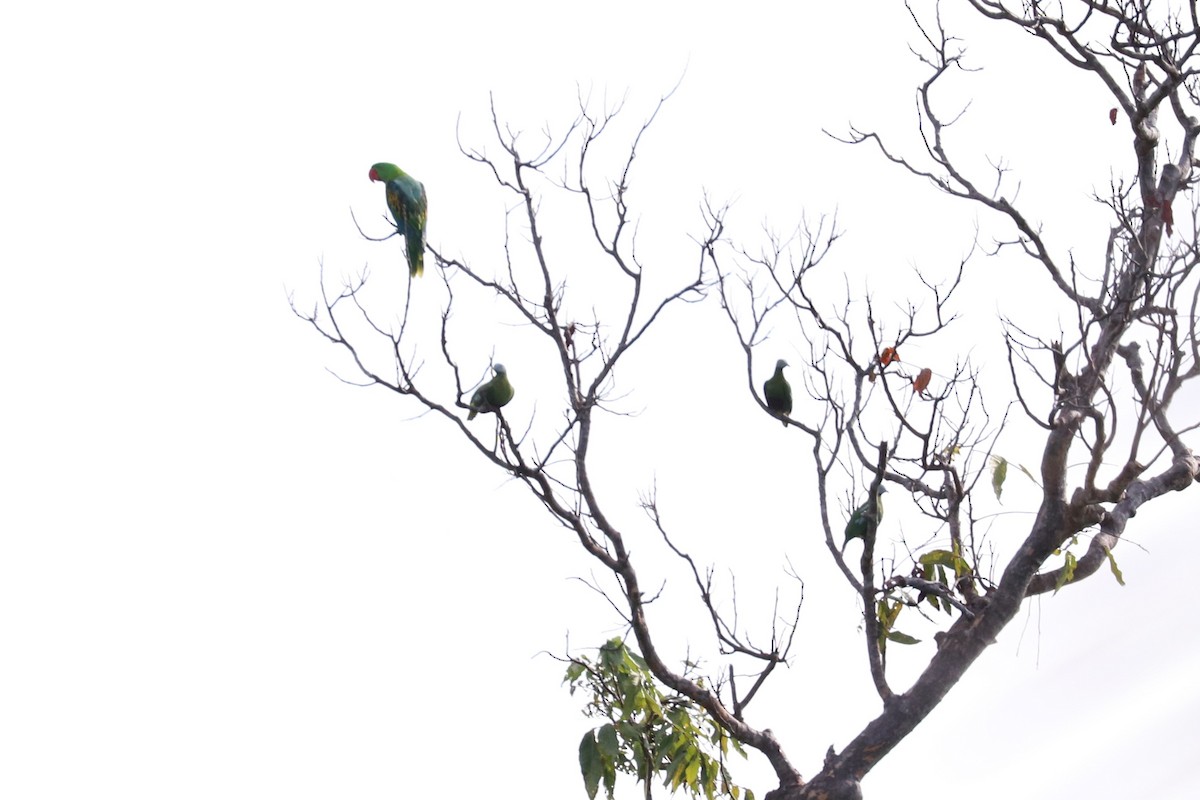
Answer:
566, 638, 754, 800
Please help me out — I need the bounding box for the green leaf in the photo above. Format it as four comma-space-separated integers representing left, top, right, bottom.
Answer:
662, 729, 688, 758
877, 600, 905, 651
627, 731, 648, 777
877, 599, 902, 629
617, 674, 641, 718
919, 549, 954, 568
886, 630, 921, 645
918, 549, 971, 577
888, 600, 903, 626
602, 760, 617, 799
666, 746, 687, 788
579, 731, 602, 800
1054, 551, 1077, 593
566, 638, 755, 800
600, 639, 625, 671
597, 723, 620, 760
991, 456, 1008, 501
564, 661, 586, 684
1104, 547, 1126, 586
700, 759, 716, 800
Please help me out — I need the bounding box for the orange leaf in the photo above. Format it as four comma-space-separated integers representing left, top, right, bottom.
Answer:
913, 367, 932, 395
880, 346, 900, 366
1109, 108, 1118, 125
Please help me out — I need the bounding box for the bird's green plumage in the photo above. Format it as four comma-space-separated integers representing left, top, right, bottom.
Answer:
369, 162, 428, 277
468, 364, 515, 420
842, 487, 886, 553
763, 359, 792, 426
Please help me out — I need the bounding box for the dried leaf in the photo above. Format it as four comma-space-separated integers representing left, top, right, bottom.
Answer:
991, 456, 1008, 502
880, 346, 900, 366
1016, 462, 1039, 486
1109, 107, 1118, 125
913, 367, 932, 395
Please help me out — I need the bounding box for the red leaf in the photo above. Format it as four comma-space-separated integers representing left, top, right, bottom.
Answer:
913, 367, 932, 395
880, 346, 900, 366
1109, 108, 1118, 125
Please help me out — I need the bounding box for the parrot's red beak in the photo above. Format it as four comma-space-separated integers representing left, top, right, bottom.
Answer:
368, 168, 379, 182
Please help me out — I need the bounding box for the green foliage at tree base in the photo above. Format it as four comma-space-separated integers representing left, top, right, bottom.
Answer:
564, 638, 754, 800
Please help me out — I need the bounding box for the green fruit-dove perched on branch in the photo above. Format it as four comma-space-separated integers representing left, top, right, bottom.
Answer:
763, 359, 792, 425
368, 162, 428, 277
842, 486, 886, 554
468, 364, 514, 420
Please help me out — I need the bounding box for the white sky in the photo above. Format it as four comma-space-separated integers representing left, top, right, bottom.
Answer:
3, 1, 1199, 798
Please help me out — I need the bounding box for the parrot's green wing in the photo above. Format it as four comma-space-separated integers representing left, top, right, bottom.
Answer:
369, 162, 428, 278
763, 359, 792, 426
468, 364, 515, 420
386, 175, 427, 277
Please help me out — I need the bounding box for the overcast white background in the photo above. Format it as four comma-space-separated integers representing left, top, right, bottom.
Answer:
3, 1, 1199, 798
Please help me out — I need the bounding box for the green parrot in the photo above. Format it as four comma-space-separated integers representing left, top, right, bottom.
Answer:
368, 162, 428, 277
842, 486, 886, 554
468, 364, 514, 420
763, 359, 792, 425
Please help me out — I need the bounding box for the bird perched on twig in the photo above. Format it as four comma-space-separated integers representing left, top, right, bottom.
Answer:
763, 359, 792, 426
468, 364, 514, 420
843, 486, 886, 554
368, 162, 428, 278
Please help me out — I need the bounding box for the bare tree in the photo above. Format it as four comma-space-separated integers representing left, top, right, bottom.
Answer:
296, 3, 1200, 799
